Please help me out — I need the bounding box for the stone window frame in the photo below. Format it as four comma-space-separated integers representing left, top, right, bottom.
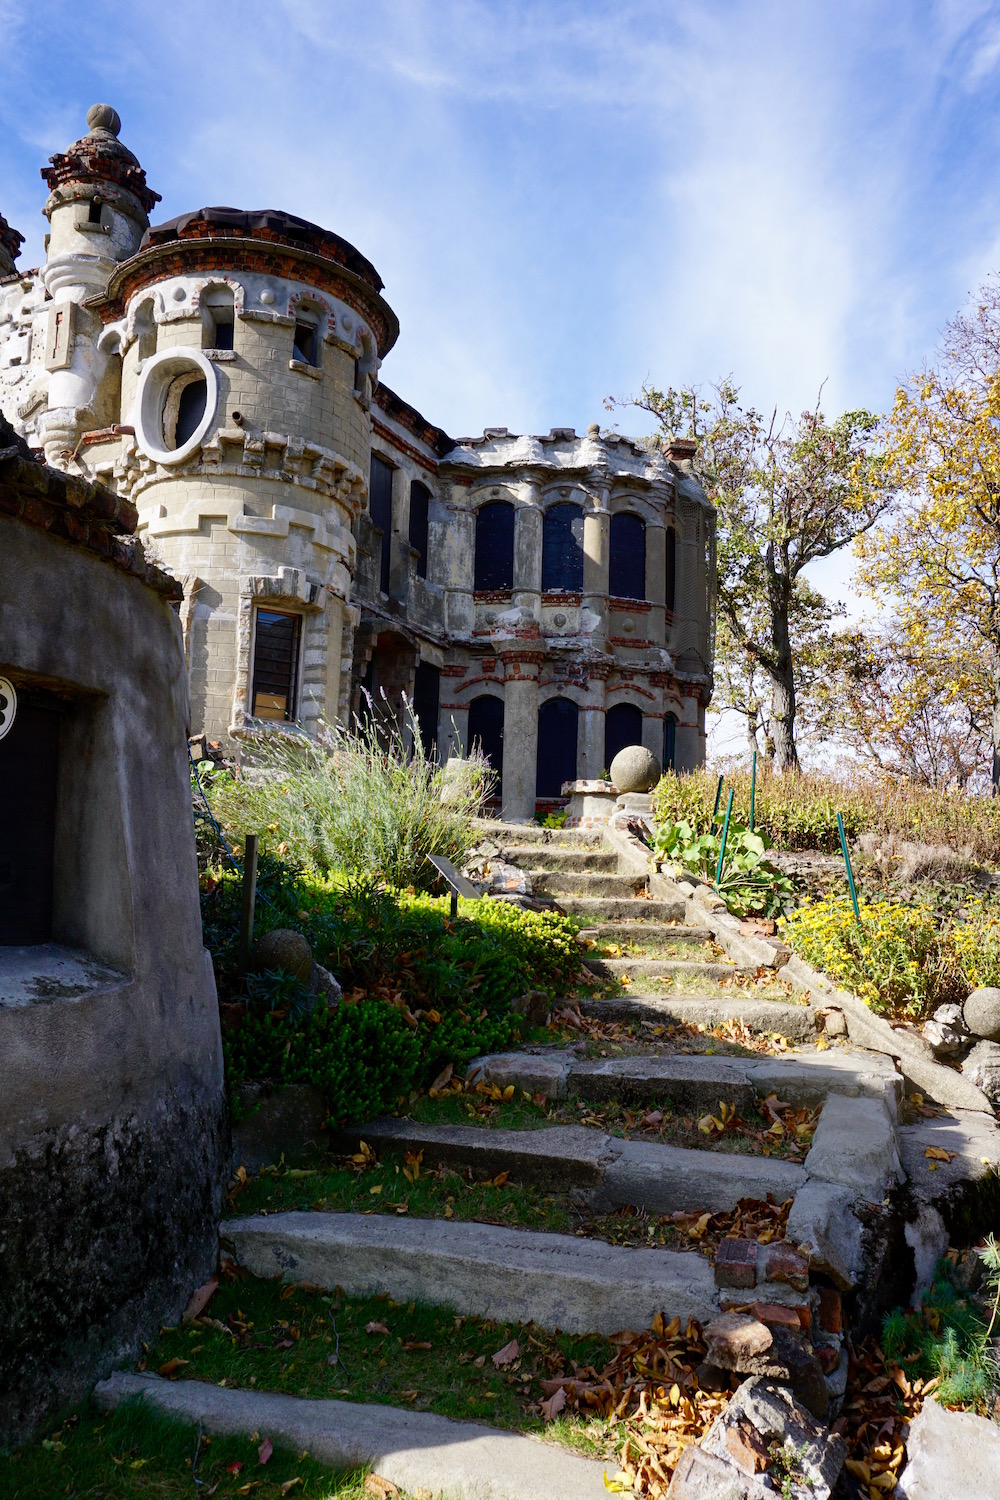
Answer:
230, 571, 326, 739
288, 291, 332, 375
132, 347, 219, 466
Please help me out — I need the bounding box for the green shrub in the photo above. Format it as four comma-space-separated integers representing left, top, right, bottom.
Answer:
651, 817, 795, 918
214, 706, 491, 889
652, 766, 1000, 860
880, 1242, 1000, 1413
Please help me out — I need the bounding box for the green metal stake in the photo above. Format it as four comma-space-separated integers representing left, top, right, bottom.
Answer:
750, 752, 757, 832
711, 774, 724, 834
715, 789, 735, 887
837, 812, 860, 920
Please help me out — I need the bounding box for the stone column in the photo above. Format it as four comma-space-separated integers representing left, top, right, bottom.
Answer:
513, 482, 542, 619
641, 710, 663, 766
582, 495, 609, 645
499, 649, 542, 822
578, 665, 608, 779
674, 694, 703, 772
443, 482, 475, 636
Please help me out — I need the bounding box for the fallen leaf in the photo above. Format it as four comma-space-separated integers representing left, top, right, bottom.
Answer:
540, 1386, 567, 1422
403, 1340, 432, 1351
429, 1063, 454, 1093
279, 1482, 304, 1496
226, 1461, 244, 1475
815, 1034, 830, 1051
258, 1438, 273, 1465
492, 1338, 520, 1367
924, 1146, 954, 1163
491, 1171, 510, 1187
502, 1085, 515, 1101
365, 1321, 390, 1336
364, 1476, 401, 1498
157, 1358, 189, 1377
183, 1277, 219, 1322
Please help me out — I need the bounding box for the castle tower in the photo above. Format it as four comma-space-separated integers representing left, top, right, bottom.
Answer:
0, 215, 24, 278
37, 104, 160, 464
88, 208, 398, 742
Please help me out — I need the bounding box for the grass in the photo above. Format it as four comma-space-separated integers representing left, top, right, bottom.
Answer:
0, 1399, 381, 1499
585, 938, 722, 961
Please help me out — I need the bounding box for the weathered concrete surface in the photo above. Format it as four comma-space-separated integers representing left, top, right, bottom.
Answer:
598, 1138, 806, 1215
576, 993, 819, 1040
223, 1212, 720, 1333
531, 871, 647, 898
504, 847, 618, 873
566, 1055, 758, 1114
465, 1050, 571, 1099
803, 1094, 903, 1192
334, 1120, 610, 1191
232, 1083, 330, 1172
665, 1443, 771, 1498
557, 896, 687, 922
784, 1181, 864, 1291
576, 923, 716, 943
95, 1371, 611, 1500
0, 943, 126, 1007
583, 956, 739, 981
701, 1379, 846, 1499
897, 1396, 1000, 1500
898, 1110, 1000, 1246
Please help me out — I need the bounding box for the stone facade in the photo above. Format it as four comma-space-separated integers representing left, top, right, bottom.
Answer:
0, 105, 715, 820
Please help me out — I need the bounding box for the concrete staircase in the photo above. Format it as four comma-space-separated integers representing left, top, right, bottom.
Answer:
99, 817, 990, 1500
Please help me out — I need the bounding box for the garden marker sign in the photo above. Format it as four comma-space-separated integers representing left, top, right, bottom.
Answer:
0, 677, 16, 741
426, 854, 480, 919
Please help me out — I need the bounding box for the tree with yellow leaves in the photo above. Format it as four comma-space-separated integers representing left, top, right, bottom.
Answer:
857, 276, 1000, 789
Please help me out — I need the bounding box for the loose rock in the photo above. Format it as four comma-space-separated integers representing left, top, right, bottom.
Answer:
962, 1039, 1000, 1103
252, 928, 313, 981
897, 1395, 1000, 1500
922, 1003, 968, 1058
963, 986, 1000, 1041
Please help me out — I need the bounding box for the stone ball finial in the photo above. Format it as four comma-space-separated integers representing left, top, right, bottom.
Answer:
86, 103, 121, 137
610, 744, 661, 794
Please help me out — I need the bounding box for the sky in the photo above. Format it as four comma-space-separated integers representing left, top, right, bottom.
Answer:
3, 0, 1000, 744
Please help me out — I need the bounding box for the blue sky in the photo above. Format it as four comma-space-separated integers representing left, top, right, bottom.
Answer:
4, 0, 1000, 733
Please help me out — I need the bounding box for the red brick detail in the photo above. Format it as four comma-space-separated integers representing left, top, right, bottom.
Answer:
751, 1302, 807, 1332
371, 417, 440, 475
714, 1238, 757, 1290
608, 597, 653, 613
758, 1242, 810, 1292
818, 1287, 842, 1335
816, 1344, 841, 1373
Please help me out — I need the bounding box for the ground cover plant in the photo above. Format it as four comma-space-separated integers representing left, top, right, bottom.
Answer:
651, 765, 1000, 861
210, 708, 489, 890
205, 859, 581, 1130
0, 1398, 371, 1500
650, 817, 795, 918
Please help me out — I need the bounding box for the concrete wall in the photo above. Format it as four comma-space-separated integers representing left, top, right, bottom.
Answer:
0, 514, 226, 1443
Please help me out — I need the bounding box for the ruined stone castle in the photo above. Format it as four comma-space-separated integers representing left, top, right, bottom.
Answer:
0, 105, 715, 819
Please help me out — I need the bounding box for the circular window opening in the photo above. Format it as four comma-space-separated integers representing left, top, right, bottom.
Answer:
165, 373, 208, 450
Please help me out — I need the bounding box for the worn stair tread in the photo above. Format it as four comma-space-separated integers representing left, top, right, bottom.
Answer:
558, 896, 686, 922
331, 1117, 807, 1211
503, 847, 619, 873
95, 1372, 611, 1500
583, 956, 740, 979
222, 1210, 720, 1333
578, 922, 716, 942
530, 871, 648, 896
575, 993, 820, 1040
470, 1047, 901, 1110
473, 820, 603, 848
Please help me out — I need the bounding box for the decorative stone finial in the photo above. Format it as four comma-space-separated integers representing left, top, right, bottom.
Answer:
86, 103, 121, 137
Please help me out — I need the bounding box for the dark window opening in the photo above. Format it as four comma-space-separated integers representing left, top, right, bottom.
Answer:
173, 377, 208, 448
412, 661, 440, 760
605, 702, 643, 773
293, 319, 318, 366
467, 694, 504, 799
211, 313, 234, 350
369, 455, 394, 594
664, 712, 677, 771
542, 503, 584, 592
0, 698, 60, 945
609, 512, 646, 600
409, 481, 430, 580
251, 609, 302, 722
665, 527, 676, 613
536, 697, 578, 798
88, 199, 103, 225
474, 501, 515, 591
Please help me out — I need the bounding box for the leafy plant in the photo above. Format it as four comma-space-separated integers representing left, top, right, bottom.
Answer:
880, 1244, 1000, 1413
651, 817, 795, 918
537, 811, 568, 829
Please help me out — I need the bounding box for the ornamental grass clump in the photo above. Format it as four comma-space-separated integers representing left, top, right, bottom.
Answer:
215, 699, 491, 889
779, 895, 961, 1020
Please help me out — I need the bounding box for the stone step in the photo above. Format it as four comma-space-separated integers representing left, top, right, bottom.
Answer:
221, 1210, 720, 1334
334, 1117, 807, 1214
505, 846, 619, 873
583, 956, 740, 981
95, 1372, 610, 1500
576, 994, 821, 1042
531, 871, 648, 897
579, 922, 716, 944
469, 1047, 901, 1113
559, 895, 687, 922
473, 819, 601, 848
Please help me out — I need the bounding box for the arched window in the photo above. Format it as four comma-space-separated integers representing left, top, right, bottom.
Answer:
369, 454, 394, 594
474, 501, 515, 591
605, 702, 643, 773
203, 286, 235, 350
536, 698, 578, 798
609, 512, 646, 600
467, 695, 504, 798
665, 527, 676, 614
663, 712, 677, 771
542, 503, 584, 592
409, 481, 430, 580
162, 371, 208, 450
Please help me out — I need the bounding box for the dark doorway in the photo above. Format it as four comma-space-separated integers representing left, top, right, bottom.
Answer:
664, 712, 677, 771
536, 697, 578, 798
609, 512, 646, 600
412, 661, 440, 760
0, 698, 60, 944
605, 702, 643, 773
467, 695, 504, 799
409, 481, 430, 580
542, 504, 584, 592
474, 502, 515, 591
369, 454, 394, 594
665, 528, 676, 613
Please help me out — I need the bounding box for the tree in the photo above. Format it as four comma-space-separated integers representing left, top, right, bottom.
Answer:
613, 380, 889, 768
857, 275, 1000, 789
